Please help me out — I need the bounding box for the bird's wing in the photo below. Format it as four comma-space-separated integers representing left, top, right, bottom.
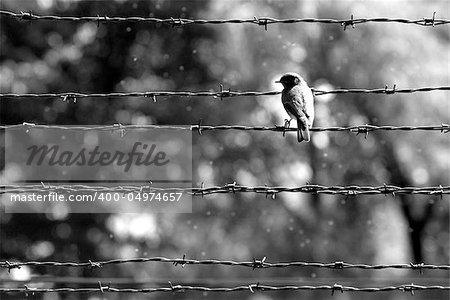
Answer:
283, 101, 301, 119
283, 101, 308, 129
283, 90, 308, 116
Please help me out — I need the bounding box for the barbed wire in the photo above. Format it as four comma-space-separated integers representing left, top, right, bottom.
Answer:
1, 184, 448, 197
1, 283, 449, 295
3, 275, 450, 286
1, 123, 449, 139
0, 85, 449, 101
1, 257, 448, 272
1, 10, 448, 29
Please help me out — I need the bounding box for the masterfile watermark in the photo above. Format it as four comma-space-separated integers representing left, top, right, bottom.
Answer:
26, 142, 170, 172
2, 126, 192, 213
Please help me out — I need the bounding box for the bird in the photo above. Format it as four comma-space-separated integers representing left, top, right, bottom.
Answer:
275, 72, 314, 142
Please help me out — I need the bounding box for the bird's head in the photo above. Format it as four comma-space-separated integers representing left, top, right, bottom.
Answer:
275, 72, 303, 89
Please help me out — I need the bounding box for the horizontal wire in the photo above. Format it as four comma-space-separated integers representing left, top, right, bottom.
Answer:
1, 283, 449, 294
4, 276, 449, 286
1, 10, 448, 28
5, 275, 450, 288
1, 184, 448, 196
1, 257, 448, 271
0, 86, 449, 100
1, 123, 449, 137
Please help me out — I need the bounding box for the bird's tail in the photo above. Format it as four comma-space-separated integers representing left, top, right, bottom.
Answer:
302, 126, 310, 142
296, 119, 310, 143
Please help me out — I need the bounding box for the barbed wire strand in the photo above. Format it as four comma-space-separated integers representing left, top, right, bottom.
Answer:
4, 276, 450, 287
1, 283, 449, 295
1, 123, 449, 136
0, 86, 449, 100
1, 257, 448, 272
1, 10, 448, 29
3, 275, 450, 286
1, 184, 448, 196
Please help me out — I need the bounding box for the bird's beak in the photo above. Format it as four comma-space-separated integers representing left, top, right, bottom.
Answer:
275, 80, 281, 83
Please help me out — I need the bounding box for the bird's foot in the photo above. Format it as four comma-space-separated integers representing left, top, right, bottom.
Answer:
283, 119, 291, 137
284, 119, 291, 128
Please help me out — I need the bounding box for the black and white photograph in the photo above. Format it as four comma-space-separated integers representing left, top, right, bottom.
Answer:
0, 0, 449, 299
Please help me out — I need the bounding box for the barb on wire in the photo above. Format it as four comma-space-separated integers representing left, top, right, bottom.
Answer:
0, 86, 449, 99
312, 85, 450, 96
1, 184, 449, 196
1, 257, 449, 271
341, 14, 355, 30
1, 123, 449, 137
1, 10, 449, 28
1, 283, 449, 294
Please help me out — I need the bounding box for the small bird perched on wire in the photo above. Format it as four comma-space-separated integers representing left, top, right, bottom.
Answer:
276, 72, 314, 142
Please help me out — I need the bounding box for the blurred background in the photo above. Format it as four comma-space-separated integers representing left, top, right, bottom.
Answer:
0, 0, 449, 299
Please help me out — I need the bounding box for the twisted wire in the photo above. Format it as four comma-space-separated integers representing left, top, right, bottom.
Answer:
1, 123, 449, 135
1, 258, 448, 271
1, 184, 448, 196
1, 283, 449, 294
1, 10, 448, 28
0, 86, 449, 100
